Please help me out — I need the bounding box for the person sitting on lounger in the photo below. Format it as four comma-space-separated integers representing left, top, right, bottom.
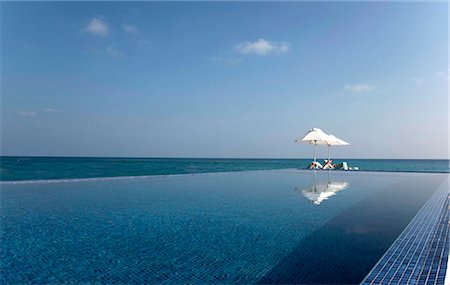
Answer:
322, 159, 335, 170
309, 161, 323, 170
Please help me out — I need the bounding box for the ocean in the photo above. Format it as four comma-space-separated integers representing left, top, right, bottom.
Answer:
0, 156, 449, 181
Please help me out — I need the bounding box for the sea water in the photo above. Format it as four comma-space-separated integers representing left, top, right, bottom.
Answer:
0, 156, 448, 181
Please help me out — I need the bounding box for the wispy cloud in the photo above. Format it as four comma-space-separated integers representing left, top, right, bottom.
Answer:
344, 84, 376, 93
17, 111, 36, 117
44, 108, 62, 113
411, 76, 424, 85
137, 39, 152, 48
85, 17, 109, 37
211, 56, 242, 65
436, 71, 449, 82
123, 24, 139, 34
235, 38, 290, 56
85, 47, 101, 54
106, 46, 124, 58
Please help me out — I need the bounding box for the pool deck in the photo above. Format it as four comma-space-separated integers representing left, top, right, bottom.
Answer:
362, 177, 449, 285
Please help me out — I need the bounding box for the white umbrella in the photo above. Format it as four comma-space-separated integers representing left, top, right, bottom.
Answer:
295, 128, 329, 163
324, 134, 350, 161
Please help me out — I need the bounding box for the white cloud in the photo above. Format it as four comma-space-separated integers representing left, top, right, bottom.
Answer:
138, 39, 152, 48
106, 46, 124, 58
123, 24, 139, 34
411, 76, 424, 85
235, 38, 290, 56
344, 84, 376, 93
85, 17, 109, 37
17, 111, 36, 117
44, 108, 62, 113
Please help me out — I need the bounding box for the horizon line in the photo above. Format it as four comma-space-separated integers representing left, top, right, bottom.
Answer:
1, 155, 449, 161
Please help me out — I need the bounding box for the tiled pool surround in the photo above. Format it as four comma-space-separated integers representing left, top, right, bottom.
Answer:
0, 170, 448, 284
362, 178, 449, 285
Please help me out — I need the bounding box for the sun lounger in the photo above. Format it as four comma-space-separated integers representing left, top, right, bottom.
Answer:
339, 162, 360, 171
341, 162, 349, 171
310, 161, 358, 171
333, 162, 349, 170
322, 160, 335, 170
309, 161, 323, 170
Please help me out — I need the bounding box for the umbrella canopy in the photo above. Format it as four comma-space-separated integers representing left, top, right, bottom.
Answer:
324, 134, 350, 161
295, 128, 330, 145
326, 134, 350, 146
295, 128, 330, 162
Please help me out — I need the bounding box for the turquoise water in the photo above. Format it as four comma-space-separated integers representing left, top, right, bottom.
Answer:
0, 156, 449, 181
1, 170, 446, 284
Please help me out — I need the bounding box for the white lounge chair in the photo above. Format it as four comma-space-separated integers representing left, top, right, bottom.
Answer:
322, 160, 335, 170
309, 161, 323, 170
341, 162, 349, 171
332, 161, 359, 171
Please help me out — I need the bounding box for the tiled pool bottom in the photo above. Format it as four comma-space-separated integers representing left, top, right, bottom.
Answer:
0, 170, 448, 284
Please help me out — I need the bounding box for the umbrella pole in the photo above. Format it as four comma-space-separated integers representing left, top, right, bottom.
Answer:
313, 144, 316, 162
328, 145, 330, 161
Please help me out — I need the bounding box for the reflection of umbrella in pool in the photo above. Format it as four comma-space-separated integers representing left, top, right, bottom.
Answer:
295, 172, 349, 205
324, 134, 350, 161
295, 128, 329, 163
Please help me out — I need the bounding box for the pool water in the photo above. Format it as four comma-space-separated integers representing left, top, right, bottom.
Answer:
0, 170, 447, 284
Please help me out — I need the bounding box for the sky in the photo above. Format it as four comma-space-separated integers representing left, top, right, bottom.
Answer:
1, 2, 448, 159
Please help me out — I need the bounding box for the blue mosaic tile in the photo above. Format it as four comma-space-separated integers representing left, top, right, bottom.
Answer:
362, 178, 449, 285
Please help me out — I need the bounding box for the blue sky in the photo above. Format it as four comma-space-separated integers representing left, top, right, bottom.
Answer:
1, 2, 448, 159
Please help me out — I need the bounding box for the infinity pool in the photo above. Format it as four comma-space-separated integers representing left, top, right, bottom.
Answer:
0, 170, 447, 284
